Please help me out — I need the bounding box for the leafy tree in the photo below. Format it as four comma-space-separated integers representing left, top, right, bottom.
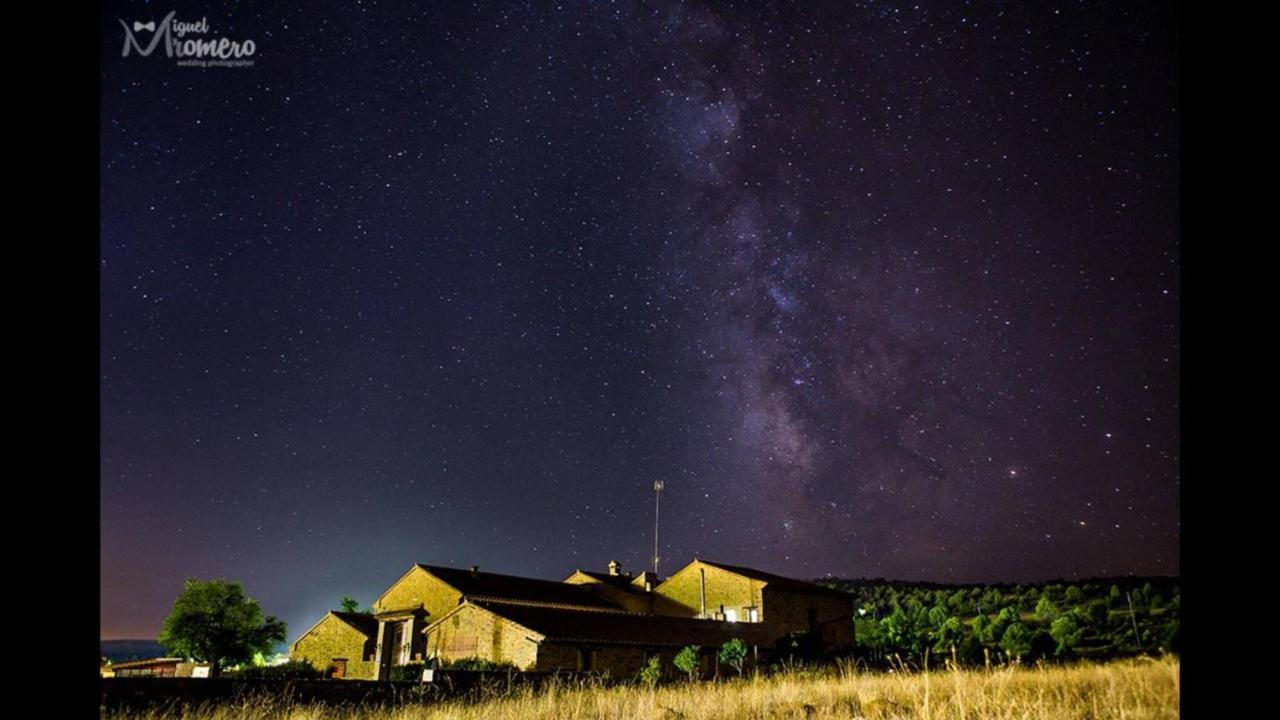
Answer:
719, 638, 748, 676
971, 614, 994, 646
339, 596, 369, 614
639, 655, 662, 686
674, 645, 701, 682
990, 607, 1019, 646
1080, 599, 1108, 630
927, 604, 949, 629
931, 616, 964, 655
882, 605, 931, 658
999, 622, 1033, 662
158, 578, 286, 676
1035, 596, 1060, 622
1049, 615, 1083, 655
1064, 585, 1083, 604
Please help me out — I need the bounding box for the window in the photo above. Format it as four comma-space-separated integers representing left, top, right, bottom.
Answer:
725, 609, 738, 623
747, 607, 759, 623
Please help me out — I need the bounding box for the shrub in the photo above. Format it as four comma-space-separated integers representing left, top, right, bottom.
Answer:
390, 663, 426, 681
719, 638, 748, 676
674, 645, 701, 682
639, 655, 662, 686
437, 658, 517, 672
232, 660, 323, 680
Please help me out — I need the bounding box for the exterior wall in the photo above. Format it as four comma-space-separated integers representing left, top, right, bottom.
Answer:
654, 562, 766, 621
533, 642, 581, 672
533, 644, 739, 679
761, 587, 855, 650
653, 562, 854, 652
424, 605, 540, 670
292, 615, 376, 680
534, 642, 668, 677
374, 567, 464, 620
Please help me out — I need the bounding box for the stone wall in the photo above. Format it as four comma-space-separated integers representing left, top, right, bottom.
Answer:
761, 587, 855, 650
292, 614, 377, 680
654, 562, 766, 622
424, 604, 539, 670
374, 567, 463, 619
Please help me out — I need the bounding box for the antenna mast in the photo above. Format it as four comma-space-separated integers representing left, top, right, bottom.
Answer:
652, 480, 665, 576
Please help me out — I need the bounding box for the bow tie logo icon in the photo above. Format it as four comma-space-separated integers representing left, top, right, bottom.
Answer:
120, 11, 173, 57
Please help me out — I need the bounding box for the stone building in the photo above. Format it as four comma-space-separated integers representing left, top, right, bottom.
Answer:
290, 557, 854, 680
651, 559, 857, 651
290, 610, 378, 679
424, 598, 773, 676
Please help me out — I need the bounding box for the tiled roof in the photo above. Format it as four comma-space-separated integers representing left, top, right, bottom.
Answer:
473, 600, 774, 648
573, 570, 645, 590
108, 657, 183, 670
330, 611, 379, 637
694, 559, 853, 600
418, 564, 623, 610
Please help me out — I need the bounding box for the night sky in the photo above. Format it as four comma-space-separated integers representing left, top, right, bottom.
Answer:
100, 1, 1179, 640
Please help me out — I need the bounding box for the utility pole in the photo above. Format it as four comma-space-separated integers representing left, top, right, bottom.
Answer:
652, 480, 664, 576
1126, 591, 1142, 650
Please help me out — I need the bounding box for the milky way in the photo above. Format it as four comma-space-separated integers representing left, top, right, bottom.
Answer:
100, 1, 1178, 639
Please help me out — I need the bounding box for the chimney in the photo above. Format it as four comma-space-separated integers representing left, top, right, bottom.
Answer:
699, 568, 707, 619
607, 560, 621, 576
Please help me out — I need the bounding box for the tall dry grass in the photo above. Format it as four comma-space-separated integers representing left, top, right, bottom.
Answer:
105, 655, 1179, 720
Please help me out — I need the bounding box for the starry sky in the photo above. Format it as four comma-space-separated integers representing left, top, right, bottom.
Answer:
100, 1, 1179, 640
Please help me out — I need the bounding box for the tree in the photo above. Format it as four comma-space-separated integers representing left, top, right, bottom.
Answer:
1035, 595, 1060, 623
339, 596, 369, 614
931, 616, 964, 656
639, 655, 662, 686
719, 638, 748, 676
1049, 614, 1083, 656
158, 578, 286, 676
972, 614, 994, 646
999, 622, 1032, 662
674, 645, 701, 682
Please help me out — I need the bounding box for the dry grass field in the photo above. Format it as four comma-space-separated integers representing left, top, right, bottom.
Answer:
105, 655, 1178, 720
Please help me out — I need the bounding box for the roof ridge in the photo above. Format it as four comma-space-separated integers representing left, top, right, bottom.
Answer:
469, 596, 633, 614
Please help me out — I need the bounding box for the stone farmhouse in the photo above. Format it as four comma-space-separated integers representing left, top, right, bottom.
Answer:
291, 558, 854, 680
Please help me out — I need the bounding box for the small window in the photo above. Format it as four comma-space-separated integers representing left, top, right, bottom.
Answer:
748, 607, 759, 623
725, 609, 738, 623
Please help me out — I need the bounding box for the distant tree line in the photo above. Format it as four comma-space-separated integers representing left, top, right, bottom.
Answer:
817, 577, 1179, 667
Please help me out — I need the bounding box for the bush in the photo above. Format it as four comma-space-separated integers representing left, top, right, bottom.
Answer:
232, 660, 323, 680
437, 658, 517, 672
639, 655, 662, 686
390, 663, 426, 681
674, 645, 701, 681
719, 638, 748, 676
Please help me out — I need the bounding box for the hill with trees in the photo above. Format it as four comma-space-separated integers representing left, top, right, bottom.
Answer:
813, 576, 1179, 667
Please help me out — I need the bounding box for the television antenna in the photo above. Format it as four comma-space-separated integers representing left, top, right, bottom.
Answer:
652, 480, 665, 576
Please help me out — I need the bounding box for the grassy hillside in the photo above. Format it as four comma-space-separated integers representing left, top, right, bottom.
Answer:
102, 656, 1179, 719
